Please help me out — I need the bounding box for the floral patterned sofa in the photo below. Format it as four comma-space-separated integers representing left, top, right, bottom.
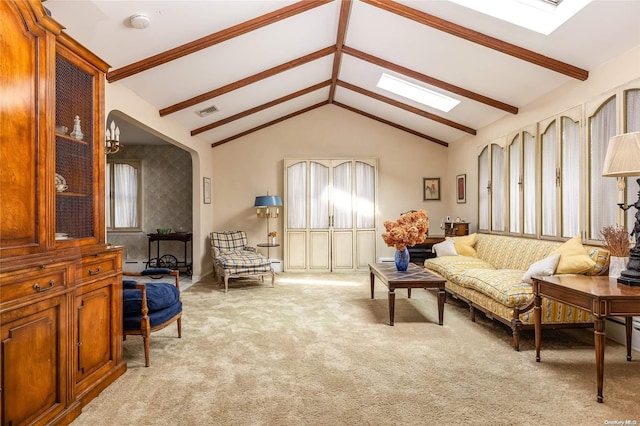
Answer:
424, 233, 610, 350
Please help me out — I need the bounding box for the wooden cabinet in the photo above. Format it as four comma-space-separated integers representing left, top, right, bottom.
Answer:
0, 2, 125, 424
444, 222, 469, 237
408, 236, 446, 265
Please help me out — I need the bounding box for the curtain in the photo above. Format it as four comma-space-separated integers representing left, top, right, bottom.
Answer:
562, 117, 580, 237
541, 121, 558, 236
113, 163, 138, 228
523, 132, 536, 235
332, 162, 352, 229
310, 162, 329, 229
478, 147, 489, 230
491, 144, 505, 232
509, 135, 521, 233
356, 162, 375, 229
287, 162, 306, 229
589, 97, 617, 239
626, 89, 640, 233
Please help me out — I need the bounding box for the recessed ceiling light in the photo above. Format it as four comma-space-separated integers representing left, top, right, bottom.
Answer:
376, 73, 460, 112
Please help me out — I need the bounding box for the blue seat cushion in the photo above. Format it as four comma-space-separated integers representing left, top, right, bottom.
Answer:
123, 283, 180, 313
124, 300, 182, 331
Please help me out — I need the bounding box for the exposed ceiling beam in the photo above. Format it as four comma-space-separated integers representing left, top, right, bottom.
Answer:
337, 80, 476, 135
342, 45, 518, 114
362, 0, 589, 81
160, 46, 336, 117
192, 80, 331, 136
333, 101, 449, 147
329, 0, 352, 102
107, 0, 333, 82
211, 101, 329, 148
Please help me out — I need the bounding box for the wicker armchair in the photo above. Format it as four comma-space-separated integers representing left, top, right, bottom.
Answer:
209, 231, 274, 292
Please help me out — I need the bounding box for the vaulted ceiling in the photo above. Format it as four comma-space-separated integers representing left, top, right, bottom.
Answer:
45, 0, 640, 148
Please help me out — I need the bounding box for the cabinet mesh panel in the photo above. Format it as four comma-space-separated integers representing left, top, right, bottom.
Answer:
55, 54, 94, 239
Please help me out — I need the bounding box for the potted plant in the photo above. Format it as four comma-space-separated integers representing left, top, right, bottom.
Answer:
601, 225, 631, 278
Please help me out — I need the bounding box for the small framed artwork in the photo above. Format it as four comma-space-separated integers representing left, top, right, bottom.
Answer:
456, 174, 466, 204
203, 177, 211, 204
423, 178, 440, 201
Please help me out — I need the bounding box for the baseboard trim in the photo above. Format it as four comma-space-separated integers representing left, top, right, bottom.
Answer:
606, 317, 640, 352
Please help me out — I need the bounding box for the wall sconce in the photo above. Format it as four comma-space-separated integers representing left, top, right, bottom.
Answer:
105, 120, 122, 154
254, 194, 282, 246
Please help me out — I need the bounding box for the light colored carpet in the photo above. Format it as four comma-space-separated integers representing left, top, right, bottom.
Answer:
72, 272, 640, 425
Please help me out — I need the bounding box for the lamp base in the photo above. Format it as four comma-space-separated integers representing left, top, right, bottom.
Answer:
617, 276, 640, 286
617, 248, 640, 286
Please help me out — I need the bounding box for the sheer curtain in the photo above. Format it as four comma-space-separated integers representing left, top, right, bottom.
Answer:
355, 162, 375, 229
113, 163, 138, 228
310, 162, 329, 229
509, 135, 521, 233
562, 117, 580, 237
491, 144, 505, 232
287, 162, 306, 229
523, 132, 536, 235
626, 89, 640, 233
332, 162, 352, 229
478, 147, 489, 231
589, 97, 617, 239
541, 121, 558, 236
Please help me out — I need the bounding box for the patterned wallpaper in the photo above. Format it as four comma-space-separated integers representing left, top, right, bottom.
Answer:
107, 144, 192, 263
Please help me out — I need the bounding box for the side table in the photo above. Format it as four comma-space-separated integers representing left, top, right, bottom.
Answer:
257, 243, 279, 261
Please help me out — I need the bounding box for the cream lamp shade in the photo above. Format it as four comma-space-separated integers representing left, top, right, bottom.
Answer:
602, 132, 640, 177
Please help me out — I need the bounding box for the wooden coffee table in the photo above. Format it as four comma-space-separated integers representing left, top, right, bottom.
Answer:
532, 275, 640, 403
369, 262, 446, 326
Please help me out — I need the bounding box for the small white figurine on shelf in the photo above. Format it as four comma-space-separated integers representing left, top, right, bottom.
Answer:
70, 115, 84, 140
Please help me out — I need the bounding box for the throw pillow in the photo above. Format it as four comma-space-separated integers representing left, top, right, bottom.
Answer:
522, 254, 561, 284
550, 234, 596, 274
449, 233, 478, 257
433, 239, 458, 257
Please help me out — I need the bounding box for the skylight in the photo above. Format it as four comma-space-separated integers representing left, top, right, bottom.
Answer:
376, 73, 461, 113
448, 0, 592, 35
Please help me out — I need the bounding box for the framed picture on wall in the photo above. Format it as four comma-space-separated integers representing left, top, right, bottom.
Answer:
203, 177, 211, 204
423, 178, 440, 201
456, 174, 466, 204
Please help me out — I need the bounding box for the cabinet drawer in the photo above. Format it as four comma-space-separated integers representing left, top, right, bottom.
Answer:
78, 254, 118, 281
0, 267, 67, 304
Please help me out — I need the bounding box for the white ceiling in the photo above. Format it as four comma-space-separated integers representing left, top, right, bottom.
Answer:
44, 0, 640, 147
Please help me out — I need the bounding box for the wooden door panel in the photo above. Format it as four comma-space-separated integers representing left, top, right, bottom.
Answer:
76, 285, 112, 387
332, 231, 353, 270
286, 232, 307, 270
309, 232, 329, 270
356, 230, 376, 269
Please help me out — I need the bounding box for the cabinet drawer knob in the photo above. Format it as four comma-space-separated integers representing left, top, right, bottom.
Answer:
87, 265, 102, 275
33, 280, 55, 292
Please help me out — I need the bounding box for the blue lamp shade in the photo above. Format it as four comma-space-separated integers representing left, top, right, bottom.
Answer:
254, 195, 282, 207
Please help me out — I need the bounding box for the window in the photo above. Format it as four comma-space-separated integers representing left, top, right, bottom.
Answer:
508, 129, 536, 235
106, 160, 142, 231
477, 140, 506, 233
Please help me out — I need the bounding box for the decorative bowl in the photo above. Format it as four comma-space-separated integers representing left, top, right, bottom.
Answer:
157, 228, 172, 235
56, 125, 68, 134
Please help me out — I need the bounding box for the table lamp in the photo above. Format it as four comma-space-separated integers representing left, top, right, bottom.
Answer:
254, 194, 282, 245
602, 131, 640, 286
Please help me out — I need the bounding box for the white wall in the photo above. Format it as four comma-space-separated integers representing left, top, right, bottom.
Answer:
210, 105, 449, 262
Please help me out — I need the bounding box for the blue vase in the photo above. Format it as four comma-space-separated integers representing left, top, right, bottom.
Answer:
395, 247, 410, 271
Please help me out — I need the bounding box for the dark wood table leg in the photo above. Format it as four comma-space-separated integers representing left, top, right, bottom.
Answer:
437, 286, 445, 325
594, 317, 605, 403
534, 291, 542, 362
408, 288, 412, 298
370, 271, 375, 299
388, 289, 395, 326
626, 316, 633, 362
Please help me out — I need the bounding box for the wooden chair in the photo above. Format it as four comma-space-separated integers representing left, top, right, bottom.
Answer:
209, 230, 274, 292
122, 268, 182, 367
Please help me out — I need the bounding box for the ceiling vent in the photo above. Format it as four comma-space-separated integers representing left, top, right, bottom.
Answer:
195, 105, 219, 117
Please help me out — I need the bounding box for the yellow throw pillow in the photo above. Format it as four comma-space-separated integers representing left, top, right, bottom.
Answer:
550, 234, 596, 274
448, 233, 478, 257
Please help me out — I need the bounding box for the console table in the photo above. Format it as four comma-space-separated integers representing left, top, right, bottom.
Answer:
532, 275, 640, 403
147, 232, 193, 275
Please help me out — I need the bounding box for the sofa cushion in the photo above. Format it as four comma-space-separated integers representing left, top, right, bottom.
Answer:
585, 247, 610, 276
456, 268, 534, 308
449, 233, 478, 257
550, 234, 596, 274
522, 254, 560, 284
433, 239, 458, 257
475, 234, 560, 270
424, 256, 494, 282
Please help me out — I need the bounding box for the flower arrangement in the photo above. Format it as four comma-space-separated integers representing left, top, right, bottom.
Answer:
268, 231, 277, 238
601, 225, 630, 257
382, 210, 429, 251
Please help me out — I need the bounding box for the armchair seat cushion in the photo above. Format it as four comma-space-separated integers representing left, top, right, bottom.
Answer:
123, 282, 180, 313
218, 250, 272, 274
123, 300, 183, 331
